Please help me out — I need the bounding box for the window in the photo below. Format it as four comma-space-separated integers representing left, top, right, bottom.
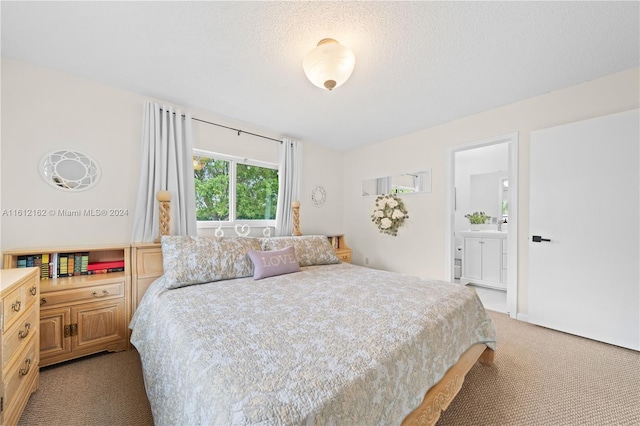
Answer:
193, 150, 278, 226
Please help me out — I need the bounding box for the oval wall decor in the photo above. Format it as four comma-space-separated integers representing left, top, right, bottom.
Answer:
311, 185, 327, 207
40, 149, 101, 191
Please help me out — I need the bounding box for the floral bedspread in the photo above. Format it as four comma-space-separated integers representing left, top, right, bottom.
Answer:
130, 263, 496, 425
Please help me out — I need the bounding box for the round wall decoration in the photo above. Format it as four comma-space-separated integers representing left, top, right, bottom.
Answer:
40, 149, 101, 191
311, 185, 327, 207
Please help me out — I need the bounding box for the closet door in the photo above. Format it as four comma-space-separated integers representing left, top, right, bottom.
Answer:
529, 109, 639, 350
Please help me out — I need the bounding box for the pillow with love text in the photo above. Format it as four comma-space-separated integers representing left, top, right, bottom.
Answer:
247, 246, 302, 280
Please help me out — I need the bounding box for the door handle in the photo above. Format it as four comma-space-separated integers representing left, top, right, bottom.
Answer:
532, 235, 551, 243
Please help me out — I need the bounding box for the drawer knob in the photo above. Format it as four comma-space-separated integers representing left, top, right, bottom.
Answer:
41, 297, 47, 306
11, 300, 21, 312
18, 323, 31, 339
19, 358, 31, 377
92, 289, 109, 298
29, 286, 37, 296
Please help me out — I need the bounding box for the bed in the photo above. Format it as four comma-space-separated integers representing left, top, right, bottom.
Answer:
129, 235, 496, 425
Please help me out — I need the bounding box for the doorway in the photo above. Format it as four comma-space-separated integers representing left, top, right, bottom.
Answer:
445, 133, 519, 318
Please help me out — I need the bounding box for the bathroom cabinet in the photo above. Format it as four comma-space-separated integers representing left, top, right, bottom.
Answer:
457, 231, 507, 290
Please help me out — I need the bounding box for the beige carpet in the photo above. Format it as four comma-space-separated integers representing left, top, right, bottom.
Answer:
19, 312, 640, 425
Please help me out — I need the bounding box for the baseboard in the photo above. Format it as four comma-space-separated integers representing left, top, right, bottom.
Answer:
516, 313, 529, 322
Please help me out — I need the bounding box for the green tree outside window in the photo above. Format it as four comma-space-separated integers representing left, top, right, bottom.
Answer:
194, 155, 278, 223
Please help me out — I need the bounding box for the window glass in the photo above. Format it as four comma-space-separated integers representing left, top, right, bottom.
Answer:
194, 151, 278, 225
194, 157, 230, 221
236, 164, 278, 220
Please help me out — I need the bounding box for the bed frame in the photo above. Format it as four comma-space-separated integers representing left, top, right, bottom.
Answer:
403, 343, 495, 425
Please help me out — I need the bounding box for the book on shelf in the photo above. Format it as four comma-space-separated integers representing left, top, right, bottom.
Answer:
87, 267, 125, 275
67, 254, 75, 277
41, 253, 50, 279
74, 253, 82, 276
87, 260, 125, 272
58, 253, 68, 276
17, 256, 27, 268
51, 253, 58, 279
26, 255, 34, 267
81, 252, 89, 275
329, 236, 339, 249
33, 254, 42, 273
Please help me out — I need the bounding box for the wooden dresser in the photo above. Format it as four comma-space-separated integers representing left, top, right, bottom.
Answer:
3, 245, 130, 367
0, 268, 40, 425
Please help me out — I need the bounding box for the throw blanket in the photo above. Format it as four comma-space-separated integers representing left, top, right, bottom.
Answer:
130, 262, 496, 425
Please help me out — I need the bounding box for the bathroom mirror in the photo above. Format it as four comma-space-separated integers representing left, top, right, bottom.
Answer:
40, 149, 101, 191
362, 169, 431, 196
469, 171, 507, 222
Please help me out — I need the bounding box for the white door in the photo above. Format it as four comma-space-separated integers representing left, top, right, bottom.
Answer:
529, 109, 639, 350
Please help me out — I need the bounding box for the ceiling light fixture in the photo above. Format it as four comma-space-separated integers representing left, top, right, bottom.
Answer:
303, 38, 355, 91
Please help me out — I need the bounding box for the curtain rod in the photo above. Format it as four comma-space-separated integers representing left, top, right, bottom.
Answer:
160, 107, 282, 143
192, 117, 282, 144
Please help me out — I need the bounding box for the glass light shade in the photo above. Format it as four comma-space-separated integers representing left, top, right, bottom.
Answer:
303, 39, 355, 91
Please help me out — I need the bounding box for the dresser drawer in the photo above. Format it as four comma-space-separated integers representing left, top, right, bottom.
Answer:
3, 338, 38, 418
2, 283, 26, 332
2, 272, 39, 332
336, 251, 352, 263
25, 277, 39, 308
3, 307, 37, 369
40, 282, 125, 308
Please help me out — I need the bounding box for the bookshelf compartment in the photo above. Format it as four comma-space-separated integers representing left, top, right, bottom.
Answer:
326, 235, 352, 264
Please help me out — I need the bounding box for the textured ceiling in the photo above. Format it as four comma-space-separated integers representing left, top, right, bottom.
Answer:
2, 1, 639, 152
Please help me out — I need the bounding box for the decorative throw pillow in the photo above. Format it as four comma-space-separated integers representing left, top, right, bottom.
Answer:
259, 235, 340, 266
247, 246, 301, 280
161, 235, 261, 289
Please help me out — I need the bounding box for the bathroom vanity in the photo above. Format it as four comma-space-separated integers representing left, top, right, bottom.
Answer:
457, 230, 507, 290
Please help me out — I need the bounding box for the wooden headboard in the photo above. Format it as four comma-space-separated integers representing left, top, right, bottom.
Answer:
131, 242, 164, 315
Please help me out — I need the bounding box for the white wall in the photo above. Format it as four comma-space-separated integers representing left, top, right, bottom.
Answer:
1, 58, 344, 259
1, 58, 142, 251
343, 67, 640, 315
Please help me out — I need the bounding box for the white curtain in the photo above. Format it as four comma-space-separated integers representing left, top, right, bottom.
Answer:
131, 101, 197, 242
275, 139, 302, 236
